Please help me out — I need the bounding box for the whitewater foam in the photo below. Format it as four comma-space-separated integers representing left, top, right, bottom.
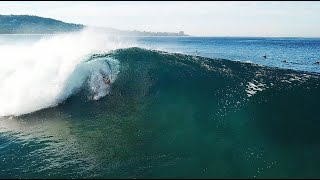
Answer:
246, 80, 267, 97
0, 28, 133, 117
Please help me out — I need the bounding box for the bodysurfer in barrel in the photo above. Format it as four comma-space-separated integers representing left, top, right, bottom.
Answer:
103, 76, 111, 85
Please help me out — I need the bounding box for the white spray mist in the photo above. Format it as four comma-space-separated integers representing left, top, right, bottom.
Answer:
0, 28, 134, 117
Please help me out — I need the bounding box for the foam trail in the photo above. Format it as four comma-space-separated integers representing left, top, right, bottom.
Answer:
0, 28, 134, 117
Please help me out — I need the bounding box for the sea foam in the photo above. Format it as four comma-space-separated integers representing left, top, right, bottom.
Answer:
0, 28, 133, 117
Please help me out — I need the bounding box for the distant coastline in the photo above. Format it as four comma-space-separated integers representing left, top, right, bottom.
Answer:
0, 15, 188, 36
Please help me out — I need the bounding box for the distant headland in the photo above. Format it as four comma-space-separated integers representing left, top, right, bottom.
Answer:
0, 15, 188, 36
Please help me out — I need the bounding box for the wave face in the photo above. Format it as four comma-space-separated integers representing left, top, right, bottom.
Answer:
0, 29, 131, 117
1, 45, 320, 177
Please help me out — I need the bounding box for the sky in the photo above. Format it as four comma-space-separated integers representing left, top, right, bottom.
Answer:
1, 1, 320, 37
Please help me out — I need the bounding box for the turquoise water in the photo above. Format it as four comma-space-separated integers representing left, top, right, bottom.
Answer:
0, 35, 320, 178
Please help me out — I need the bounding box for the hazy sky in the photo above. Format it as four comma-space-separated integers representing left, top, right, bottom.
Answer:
1, 1, 320, 37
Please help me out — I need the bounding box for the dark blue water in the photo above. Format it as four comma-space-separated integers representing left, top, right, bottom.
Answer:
136, 36, 320, 73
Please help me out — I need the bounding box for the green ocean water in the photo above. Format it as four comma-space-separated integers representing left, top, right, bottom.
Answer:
1, 48, 320, 178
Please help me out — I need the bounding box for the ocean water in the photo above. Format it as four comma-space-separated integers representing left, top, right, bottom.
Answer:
136, 36, 320, 73
0, 31, 320, 178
